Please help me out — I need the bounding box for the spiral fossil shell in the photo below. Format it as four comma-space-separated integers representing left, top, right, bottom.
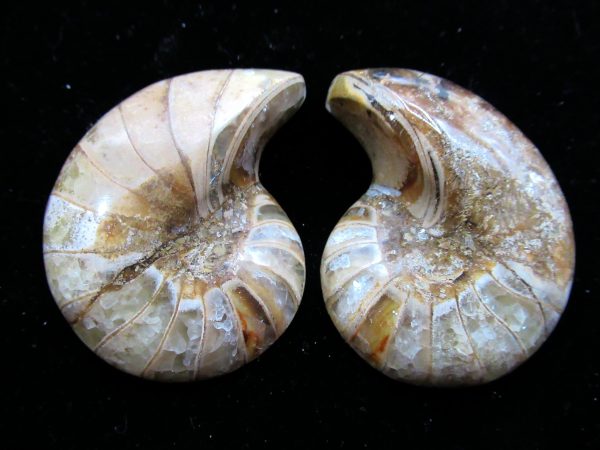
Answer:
321, 69, 575, 386
43, 69, 306, 381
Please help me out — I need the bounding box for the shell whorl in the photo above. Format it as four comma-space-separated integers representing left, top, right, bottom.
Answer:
43, 69, 306, 381
322, 69, 575, 386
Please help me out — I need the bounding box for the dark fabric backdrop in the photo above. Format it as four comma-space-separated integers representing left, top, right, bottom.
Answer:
2, 1, 599, 449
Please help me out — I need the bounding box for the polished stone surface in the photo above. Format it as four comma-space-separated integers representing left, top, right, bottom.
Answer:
43, 69, 306, 380
322, 69, 575, 386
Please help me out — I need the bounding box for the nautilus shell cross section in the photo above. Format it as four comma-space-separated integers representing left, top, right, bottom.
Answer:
43, 69, 306, 381
321, 69, 574, 386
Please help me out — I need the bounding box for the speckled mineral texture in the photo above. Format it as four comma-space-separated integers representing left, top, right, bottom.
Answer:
43, 69, 306, 381
321, 68, 575, 386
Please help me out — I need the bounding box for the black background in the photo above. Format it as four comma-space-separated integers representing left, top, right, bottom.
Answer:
3, 1, 599, 449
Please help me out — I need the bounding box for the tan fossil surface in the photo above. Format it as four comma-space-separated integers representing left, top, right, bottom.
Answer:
43, 69, 306, 381
321, 68, 574, 386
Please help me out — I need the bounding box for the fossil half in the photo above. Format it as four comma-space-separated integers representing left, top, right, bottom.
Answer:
321, 69, 575, 386
43, 69, 306, 381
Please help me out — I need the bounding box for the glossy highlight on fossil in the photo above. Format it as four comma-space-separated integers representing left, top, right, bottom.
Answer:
321, 69, 574, 386
43, 69, 306, 381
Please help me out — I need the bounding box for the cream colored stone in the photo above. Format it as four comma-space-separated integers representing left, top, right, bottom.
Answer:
43, 69, 306, 381
321, 69, 575, 386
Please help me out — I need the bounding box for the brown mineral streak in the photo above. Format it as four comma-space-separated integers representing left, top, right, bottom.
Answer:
237, 313, 256, 351
356, 294, 400, 364
372, 335, 389, 360
235, 284, 277, 332
230, 287, 268, 360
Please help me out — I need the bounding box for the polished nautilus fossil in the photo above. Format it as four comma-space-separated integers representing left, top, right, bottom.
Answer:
321, 69, 575, 386
43, 69, 306, 381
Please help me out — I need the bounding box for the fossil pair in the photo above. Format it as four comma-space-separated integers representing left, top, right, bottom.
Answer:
43, 68, 574, 386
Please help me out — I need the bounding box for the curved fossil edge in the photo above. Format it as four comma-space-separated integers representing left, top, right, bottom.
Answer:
321, 68, 575, 387
43, 69, 306, 381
